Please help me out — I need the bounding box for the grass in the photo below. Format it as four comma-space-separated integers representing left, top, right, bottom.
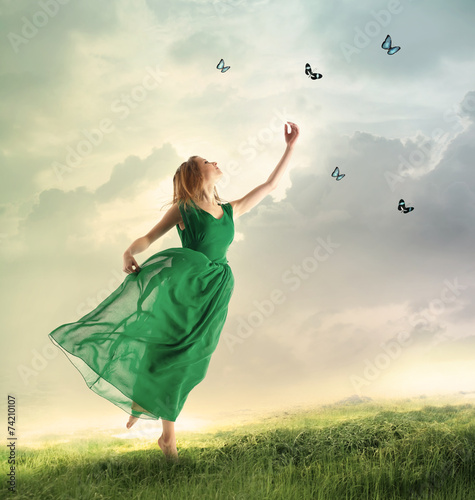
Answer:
2, 399, 474, 499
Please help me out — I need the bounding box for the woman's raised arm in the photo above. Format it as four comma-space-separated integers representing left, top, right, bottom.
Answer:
230, 121, 299, 219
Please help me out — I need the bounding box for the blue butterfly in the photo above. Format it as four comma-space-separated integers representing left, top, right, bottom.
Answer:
216, 58, 230, 73
305, 63, 323, 80
331, 167, 345, 181
381, 34, 400, 55
398, 199, 414, 213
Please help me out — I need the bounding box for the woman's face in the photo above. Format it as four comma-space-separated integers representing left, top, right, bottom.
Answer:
197, 157, 222, 181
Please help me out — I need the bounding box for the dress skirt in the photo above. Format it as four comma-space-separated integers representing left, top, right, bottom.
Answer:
48, 247, 234, 421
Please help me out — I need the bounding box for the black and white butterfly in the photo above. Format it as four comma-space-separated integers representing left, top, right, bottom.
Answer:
305, 63, 323, 80
216, 58, 230, 73
381, 34, 400, 55
398, 199, 414, 213
331, 167, 345, 181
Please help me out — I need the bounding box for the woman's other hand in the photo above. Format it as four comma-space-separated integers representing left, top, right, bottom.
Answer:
123, 251, 141, 274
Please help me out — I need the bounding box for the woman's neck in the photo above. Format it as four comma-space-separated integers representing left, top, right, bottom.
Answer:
195, 194, 217, 205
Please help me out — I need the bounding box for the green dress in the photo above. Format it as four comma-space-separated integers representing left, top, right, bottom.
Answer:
48, 199, 235, 421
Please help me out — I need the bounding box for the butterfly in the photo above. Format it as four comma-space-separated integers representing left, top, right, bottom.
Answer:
381, 34, 400, 55
398, 199, 414, 213
305, 63, 323, 80
216, 58, 230, 73
331, 167, 345, 181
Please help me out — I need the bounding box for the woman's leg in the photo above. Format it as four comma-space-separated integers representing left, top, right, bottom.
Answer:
160, 419, 176, 442
162, 418, 175, 442
158, 419, 178, 460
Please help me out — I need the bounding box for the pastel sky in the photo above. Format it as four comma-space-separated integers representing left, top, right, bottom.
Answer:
1, 0, 475, 439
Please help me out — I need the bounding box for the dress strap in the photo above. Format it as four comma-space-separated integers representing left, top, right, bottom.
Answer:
177, 199, 196, 233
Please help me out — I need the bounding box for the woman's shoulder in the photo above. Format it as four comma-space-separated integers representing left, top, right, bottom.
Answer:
177, 199, 196, 211
221, 201, 234, 212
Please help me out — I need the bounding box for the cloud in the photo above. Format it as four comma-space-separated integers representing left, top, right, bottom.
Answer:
94, 142, 180, 202
17, 186, 97, 253
427, 334, 475, 362
224, 92, 475, 379
7, 142, 183, 262
460, 91, 475, 119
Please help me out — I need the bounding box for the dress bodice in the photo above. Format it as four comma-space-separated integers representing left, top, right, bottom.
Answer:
176, 199, 234, 265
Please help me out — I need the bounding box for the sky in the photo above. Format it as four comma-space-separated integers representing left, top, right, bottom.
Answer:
1, 0, 475, 440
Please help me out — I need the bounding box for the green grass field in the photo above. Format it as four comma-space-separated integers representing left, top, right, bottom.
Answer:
3, 398, 474, 499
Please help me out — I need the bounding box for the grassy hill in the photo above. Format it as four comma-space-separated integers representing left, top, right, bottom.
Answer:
2, 397, 474, 499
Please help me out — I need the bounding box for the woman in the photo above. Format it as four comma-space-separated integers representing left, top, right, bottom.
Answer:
48, 121, 299, 461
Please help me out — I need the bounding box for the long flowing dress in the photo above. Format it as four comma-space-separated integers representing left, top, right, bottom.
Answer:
48, 199, 235, 422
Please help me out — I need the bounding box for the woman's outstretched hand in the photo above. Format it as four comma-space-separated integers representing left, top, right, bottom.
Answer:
284, 121, 299, 148
123, 251, 141, 274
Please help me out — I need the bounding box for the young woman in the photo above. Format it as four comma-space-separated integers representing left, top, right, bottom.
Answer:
48, 121, 299, 461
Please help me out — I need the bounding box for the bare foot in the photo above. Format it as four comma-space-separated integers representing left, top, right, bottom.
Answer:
127, 401, 148, 428
126, 415, 139, 429
158, 435, 179, 462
